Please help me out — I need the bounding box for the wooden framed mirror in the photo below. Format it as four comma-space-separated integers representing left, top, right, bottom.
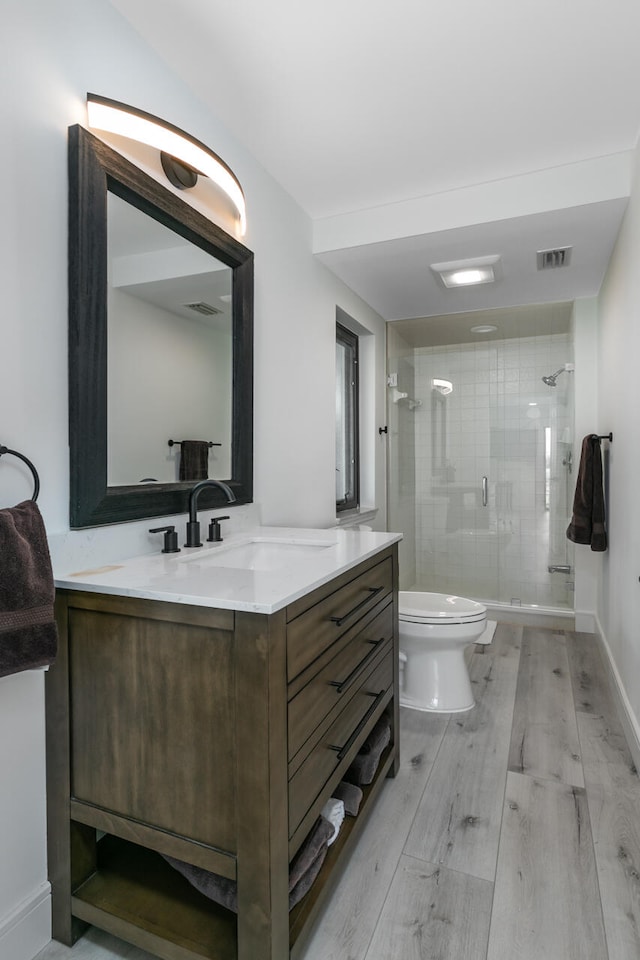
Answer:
68, 124, 253, 528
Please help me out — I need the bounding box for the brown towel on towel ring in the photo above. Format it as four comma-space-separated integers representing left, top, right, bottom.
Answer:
0, 500, 58, 679
179, 440, 210, 481
566, 434, 607, 552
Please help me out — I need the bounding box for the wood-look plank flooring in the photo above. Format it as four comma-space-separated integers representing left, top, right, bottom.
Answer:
35, 625, 640, 960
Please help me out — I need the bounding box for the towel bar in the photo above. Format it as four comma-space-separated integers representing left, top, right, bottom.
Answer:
0, 445, 40, 501
168, 439, 222, 448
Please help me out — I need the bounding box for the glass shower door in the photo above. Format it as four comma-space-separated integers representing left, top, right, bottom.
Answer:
387, 323, 574, 609
387, 338, 501, 599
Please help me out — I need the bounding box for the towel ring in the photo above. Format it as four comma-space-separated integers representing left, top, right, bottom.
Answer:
0, 446, 40, 502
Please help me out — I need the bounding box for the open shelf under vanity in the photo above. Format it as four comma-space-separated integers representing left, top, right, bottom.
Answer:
68, 745, 395, 960
47, 544, 399, 960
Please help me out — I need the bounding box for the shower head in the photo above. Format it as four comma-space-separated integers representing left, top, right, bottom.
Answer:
542, 363, 574, 387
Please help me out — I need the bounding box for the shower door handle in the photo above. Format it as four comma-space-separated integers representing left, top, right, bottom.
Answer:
482, 476, 488, 507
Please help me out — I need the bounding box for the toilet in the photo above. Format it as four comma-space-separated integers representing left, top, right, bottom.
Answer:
399, 591, 488, 713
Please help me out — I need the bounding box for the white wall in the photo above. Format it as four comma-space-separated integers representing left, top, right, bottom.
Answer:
0, 2, 387, 955
596, 134, 640, 753
571, 297, 600, 632
0, 673, 51, 960
108, 289, 232, 483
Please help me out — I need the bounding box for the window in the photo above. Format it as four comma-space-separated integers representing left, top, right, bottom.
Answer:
336, 322, 359, 512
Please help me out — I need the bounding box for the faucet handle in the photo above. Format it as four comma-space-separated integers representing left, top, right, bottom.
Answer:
149, 525, 181, 554
207, 515, 230, 542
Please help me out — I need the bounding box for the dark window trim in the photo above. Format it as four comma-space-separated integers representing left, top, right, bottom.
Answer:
336, 321, 360, 513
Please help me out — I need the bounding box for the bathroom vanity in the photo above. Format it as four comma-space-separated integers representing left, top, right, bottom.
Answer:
46, 528, 400, 960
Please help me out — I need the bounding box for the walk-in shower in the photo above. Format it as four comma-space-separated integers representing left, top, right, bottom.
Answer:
387, 303, 575, 615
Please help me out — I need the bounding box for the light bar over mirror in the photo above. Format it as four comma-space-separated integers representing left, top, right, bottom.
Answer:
87, 93, 247, 236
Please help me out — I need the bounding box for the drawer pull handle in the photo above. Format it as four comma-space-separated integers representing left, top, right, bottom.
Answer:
367, 636, 386, 647
328, 689, 387, 761
328, 638, 387, 694
329, 586, 384, 627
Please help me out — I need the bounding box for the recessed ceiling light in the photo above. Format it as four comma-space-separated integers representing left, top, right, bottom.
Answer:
431, 255, 502, 289
448, 268, 492, 285
470, 324, 498, 334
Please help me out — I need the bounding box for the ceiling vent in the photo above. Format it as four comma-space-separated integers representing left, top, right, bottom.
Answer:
537, 247, 572, 270
183, 301, 222, 316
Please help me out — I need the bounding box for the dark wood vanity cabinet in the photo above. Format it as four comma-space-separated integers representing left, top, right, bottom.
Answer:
46, 544, 399, 960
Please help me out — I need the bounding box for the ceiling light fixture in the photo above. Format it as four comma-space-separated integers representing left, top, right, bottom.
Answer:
431, 255, 502, 289
470, 324, 498, 334
86, 93, 247, 236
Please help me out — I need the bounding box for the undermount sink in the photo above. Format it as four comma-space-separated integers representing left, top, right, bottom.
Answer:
179, 537, 336, 572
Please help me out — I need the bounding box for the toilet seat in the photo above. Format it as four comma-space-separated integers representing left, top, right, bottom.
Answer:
399, 591, 486, 625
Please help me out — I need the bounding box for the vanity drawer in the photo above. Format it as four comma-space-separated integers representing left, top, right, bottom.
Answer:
288, 650, 393, 839
286, 555, 393, 682
288, 603, 394, 764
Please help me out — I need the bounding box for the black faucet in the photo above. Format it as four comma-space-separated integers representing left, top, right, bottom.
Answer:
185, 480, 236, 547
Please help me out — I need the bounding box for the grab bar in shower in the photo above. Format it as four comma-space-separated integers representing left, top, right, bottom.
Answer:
482, 476, 488, 507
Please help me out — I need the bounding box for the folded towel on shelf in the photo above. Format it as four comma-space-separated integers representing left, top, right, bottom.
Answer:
288, 815, 334, 891
344, 716, 391, 787
289, 842, 328, 909
179, 440, 209, 481
0, 500, 57, 679
333, 780, 363, 816
566, 434, 607, 552
162, 855, 239, 912
321, 798, 345, 846
162, 815, 334, 914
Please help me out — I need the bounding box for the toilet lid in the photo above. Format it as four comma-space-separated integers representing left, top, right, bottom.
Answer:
399, 591, 487, 624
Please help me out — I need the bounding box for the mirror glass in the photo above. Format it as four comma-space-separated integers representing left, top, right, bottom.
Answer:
68, 124, 253, 528
107, 194, 232, 485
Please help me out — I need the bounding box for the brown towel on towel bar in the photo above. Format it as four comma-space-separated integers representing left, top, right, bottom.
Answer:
566, 434, 607, 552
163, 815, 334, 913
179, 440, 209, 481
0, 500, 57, 679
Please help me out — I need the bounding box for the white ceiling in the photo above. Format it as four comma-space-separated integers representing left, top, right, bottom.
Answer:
109, 0, 640, 322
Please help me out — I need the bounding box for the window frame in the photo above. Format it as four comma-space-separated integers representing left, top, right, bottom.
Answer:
335, 321, 360, 513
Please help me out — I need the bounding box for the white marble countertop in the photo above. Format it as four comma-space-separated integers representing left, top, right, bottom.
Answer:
54, 526, 402, 614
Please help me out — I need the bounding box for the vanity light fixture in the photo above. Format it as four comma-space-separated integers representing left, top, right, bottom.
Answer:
86, 93, 247, 236
431, 255, 502, 289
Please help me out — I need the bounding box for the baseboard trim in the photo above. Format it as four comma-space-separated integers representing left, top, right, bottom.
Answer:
594, 614, 640, 774
0, 882, 51, 960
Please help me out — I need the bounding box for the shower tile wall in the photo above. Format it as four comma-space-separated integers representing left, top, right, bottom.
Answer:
409, 333, 573, 608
